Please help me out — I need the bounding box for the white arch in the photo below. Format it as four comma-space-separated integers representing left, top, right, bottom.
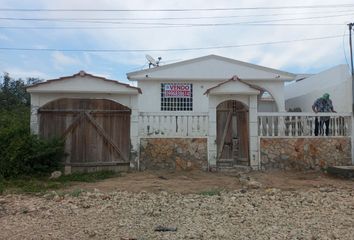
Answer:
247, 81, 285, 111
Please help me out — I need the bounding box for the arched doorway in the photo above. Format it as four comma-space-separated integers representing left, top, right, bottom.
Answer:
216, 100, 249, 166
39, 98, 131, 172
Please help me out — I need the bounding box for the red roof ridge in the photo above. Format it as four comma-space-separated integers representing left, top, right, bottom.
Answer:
26, 71, 142, 94
204, 75, 260, 95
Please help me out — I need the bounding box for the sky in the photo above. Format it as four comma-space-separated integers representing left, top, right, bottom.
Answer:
0, 0, 353, 83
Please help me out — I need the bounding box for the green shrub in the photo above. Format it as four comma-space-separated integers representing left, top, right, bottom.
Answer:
0, 74, 64, 180
0, 108, 65, 179
0, 176, 4, 194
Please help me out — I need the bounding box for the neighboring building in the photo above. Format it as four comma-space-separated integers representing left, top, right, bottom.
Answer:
285, 64, 352, 113
27, 55, 353, 173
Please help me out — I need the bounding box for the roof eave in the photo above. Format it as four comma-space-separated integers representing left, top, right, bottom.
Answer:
126, 54, 297, 79
27, 70, 142, 94
128, 76, 294, 82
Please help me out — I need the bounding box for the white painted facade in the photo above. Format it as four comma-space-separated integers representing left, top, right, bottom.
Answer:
127, 55, 296, 169
27, 55, 354, 170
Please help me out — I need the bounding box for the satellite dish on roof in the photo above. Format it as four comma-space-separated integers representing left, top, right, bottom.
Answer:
145, 54, 161, 68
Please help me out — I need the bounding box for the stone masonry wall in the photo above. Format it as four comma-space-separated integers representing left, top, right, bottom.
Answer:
260, 137, 351, 170
139, 138, 208, 171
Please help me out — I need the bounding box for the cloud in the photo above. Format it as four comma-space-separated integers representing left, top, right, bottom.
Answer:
2, 0, 354, 80
87, 71, 111, 79
52, 51, 82, 69
1, 67, 51, 80
0, 34, 10, 42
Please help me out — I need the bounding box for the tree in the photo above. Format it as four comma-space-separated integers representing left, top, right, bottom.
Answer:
0, 73, 64, 179
0, 73, 42, 109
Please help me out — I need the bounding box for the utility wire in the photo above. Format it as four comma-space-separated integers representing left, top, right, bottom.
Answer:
1, 9, 354, 21
0, 13, 351, 29
0, 23, 345, 30
0, 12, 352, 26
0, 34, 345, 53
1, 4, 354, 12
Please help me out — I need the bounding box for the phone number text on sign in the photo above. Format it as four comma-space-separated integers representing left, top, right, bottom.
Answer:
164, 83, 191, 98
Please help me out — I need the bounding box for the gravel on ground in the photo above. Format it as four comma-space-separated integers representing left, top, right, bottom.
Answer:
1, 171, 353, 240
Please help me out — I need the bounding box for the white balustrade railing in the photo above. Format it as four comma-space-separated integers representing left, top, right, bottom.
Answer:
139, 112, 209, 137
258, 112, 352, 137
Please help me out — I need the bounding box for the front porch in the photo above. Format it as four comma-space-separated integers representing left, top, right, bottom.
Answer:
136, 111, 352, 171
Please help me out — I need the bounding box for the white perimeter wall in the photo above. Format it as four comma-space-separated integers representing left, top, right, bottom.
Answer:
285, 65, 352, 113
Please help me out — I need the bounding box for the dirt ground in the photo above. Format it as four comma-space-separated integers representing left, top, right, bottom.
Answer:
67, 169, 354, 194
1, 170, 354, 240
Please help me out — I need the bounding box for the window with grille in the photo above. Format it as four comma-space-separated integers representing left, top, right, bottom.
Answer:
161, 83, 193, 111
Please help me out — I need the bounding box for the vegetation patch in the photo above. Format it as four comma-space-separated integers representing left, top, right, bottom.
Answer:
56, 171, 120, 183
199, 189, 223, 196
69, 188, 86, 197
0, 73, 65, 180
0, 171, 120, 194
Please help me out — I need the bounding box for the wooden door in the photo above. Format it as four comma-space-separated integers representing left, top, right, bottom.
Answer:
39, 99, 131, 170
216, 101, 249, 165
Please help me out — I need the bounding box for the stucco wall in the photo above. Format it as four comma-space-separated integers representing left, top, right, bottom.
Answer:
138, 79, 285, 113
30, 92, 137, 110
260, 137, 351, 170
138, 80, 216, 113
139, 138, 208, 171
258, 100, 277, 112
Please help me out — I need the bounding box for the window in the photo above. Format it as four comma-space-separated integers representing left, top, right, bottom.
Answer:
161, 83, 193, 111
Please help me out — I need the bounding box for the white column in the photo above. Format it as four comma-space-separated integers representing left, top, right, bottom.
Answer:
208, 107, 217, 168
249, 95, 259, 169
30, 105, 40, 134
130, 96, 140, 169
352, 113, 354, 164
208, 100, 217, 169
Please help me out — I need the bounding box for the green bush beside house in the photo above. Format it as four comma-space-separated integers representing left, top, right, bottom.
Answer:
0, 73, 65, 180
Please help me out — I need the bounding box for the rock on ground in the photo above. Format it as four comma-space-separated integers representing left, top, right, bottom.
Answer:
49, 171, 62, 180
0, 187, 354, 240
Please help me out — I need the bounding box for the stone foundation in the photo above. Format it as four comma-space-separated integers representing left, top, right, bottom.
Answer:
139, 138, 208, 171
260, 137, 352, 170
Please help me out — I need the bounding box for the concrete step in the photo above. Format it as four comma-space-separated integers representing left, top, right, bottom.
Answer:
327, 166, 354, 178
217, 165, 252, 174
217, 159, 234, 168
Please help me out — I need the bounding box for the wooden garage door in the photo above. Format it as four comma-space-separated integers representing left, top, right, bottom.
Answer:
39, 98, 131, 168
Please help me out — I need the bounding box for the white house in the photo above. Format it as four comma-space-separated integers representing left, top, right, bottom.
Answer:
27, 55, 353, 173
127, 55, 295, 170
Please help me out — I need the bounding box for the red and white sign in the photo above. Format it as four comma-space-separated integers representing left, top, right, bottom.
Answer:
164, 83, 191, 98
